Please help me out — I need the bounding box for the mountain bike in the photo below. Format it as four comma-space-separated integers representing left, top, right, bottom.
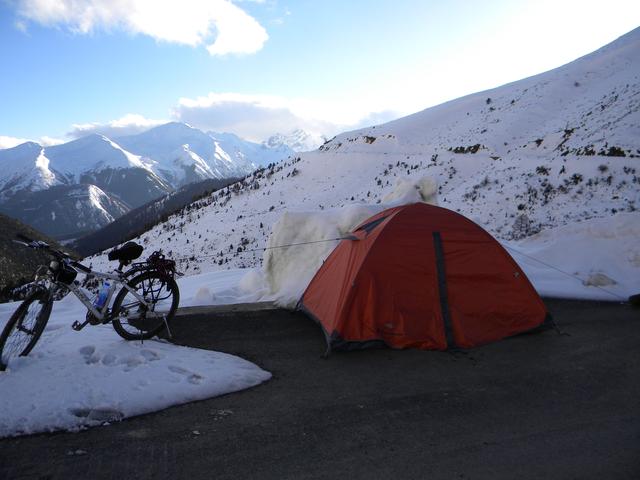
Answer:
0, 236, 180, 371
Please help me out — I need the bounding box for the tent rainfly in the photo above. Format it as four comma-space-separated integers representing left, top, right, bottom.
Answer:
299, 203, 550, 352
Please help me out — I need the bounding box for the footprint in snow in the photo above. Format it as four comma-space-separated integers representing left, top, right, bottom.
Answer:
79, 345, 95, 356
168, 365, 204, 385
139, 349, 161, 361
118, 354, 147, 371
101, 353, 117, 366
79, 345, 100, 365
44, 323, 65, 332
68, 407, 124, 423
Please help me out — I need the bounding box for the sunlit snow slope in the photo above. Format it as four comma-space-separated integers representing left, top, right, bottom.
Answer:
89, 29, 639, 300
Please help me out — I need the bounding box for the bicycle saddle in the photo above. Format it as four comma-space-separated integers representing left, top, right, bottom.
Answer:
108, 241, 143, 263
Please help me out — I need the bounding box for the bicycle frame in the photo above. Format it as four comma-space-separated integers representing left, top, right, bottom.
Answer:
1, 237, 181, 371
63, 269, 150, 323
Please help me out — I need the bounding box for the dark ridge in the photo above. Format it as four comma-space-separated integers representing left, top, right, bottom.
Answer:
72, 177, 239, 257
0, 213, 76, 302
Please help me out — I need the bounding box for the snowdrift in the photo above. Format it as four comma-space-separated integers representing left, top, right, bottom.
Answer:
262, 177, 438, 306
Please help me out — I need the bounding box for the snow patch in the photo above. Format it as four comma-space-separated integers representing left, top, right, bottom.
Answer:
508, 212, 640, 300
0, 290, 271, 438
262, 207, 376, 307
382, 176, 438, 204
261, 177, 438, 307
194, 286, 215, 303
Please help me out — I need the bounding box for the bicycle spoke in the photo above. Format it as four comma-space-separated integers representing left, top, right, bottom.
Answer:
111, 271, 179, 341
1, 297, 48, 367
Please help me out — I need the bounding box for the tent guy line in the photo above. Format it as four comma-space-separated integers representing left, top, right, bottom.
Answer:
168, 236, 347, 260
503, 245, 628, 302
162, 231, 628, 303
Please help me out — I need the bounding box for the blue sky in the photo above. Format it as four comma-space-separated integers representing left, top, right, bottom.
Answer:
0, 0, 638, 146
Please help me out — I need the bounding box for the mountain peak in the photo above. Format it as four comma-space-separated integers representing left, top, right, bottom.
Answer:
264, 130, 327, 152
2, 141, 42, 153
60, 133, 111, 147
149, 121, 198, 135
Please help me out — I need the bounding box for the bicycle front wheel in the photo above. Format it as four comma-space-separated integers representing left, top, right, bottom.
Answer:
0, 288, 52, 371
111, 271, 179, 340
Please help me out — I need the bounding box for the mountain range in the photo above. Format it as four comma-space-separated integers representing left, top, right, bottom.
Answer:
0, 123, 300, 239
84, 28, 639, 282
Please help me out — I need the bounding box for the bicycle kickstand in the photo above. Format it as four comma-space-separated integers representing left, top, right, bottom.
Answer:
163, 315, 173, 340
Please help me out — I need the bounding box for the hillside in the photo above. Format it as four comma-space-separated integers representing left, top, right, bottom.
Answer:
72, 176, 240, 256
86, 29, 639, 299
0, 213, 74, 301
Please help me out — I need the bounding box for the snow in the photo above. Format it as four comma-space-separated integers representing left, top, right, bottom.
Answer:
79, 28, 638, 289
0, 272, 271, 438
259, 203, 638, 306
34, 149, 57, 189
258, 177, 437, 306
179, 269, 265, 306
264, 129, 327, 152
0, 122, 295, 200
0, 142, 60, 198
86, 184, 116, 223
507, 212, 640, 301
44, 134, 153, 182
114, 122, 294, 186
2, 28, 639, 440
131, 174, 638, 312
1, 202, 636, 438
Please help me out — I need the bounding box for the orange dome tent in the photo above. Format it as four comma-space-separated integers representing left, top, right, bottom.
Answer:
299, 203, 549, 352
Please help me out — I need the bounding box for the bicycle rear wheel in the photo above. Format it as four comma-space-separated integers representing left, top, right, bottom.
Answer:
111, 271, 179, 340
0, 288, 52, 371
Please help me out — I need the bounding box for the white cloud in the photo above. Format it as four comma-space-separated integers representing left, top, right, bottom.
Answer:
68, 113, 168, 138
0, 135, 64, 149
174, 93, 320, 141
39, 136, 66, 146
173, 92, 403, 141
0, 136, 31, 149
14, 19, 28, 33
2, 96, 403, 150
13, 0, 268, 55
4, 97, 403, 151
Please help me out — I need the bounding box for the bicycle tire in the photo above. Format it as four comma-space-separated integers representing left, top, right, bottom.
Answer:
111, 271, 179, 340
0, 288, 52, 371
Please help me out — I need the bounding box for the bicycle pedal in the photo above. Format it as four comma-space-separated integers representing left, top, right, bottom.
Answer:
72, 320, 88, 331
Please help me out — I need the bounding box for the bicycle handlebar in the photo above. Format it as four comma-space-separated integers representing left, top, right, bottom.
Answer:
15, 233, 34, 243
71, 261, 92, 273
14, 234, 93, 274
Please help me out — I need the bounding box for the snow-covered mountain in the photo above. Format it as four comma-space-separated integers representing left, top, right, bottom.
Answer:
0, 142, 58, 198
87, 28, 640, 300
0, 123, 295, 238
264, 129, 327, 152
206, 130, 296, 169
45, 134, 155, 183
114, 122, 281, 186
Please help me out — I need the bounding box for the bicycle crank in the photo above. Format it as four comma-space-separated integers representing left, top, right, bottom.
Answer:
71, 319, 90, 331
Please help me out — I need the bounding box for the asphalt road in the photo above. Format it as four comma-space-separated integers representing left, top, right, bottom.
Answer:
1, 298, 639, 479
